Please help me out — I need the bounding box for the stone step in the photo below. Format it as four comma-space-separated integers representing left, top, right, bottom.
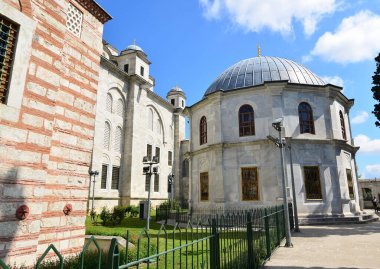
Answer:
298, 214, 379, 225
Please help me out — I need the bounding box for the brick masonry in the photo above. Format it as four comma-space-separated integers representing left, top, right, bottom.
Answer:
0, 0, 109, 266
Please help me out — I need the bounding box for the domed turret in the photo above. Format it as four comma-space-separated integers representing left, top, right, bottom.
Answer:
167, 85, 186, 109
125, 44, 144, 52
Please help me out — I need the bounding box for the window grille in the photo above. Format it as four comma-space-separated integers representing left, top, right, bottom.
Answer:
239, 105, 255, 136
101, 164, 108, 189
111, 166, 120, 189
346, 169, 354, 200
200, 172, 209, 201
154, 174, 159, 192
106, 94, 112, 113
200, 116, 207, 145
114, 127, 122, 152
241, 167, 259, 200
339, 111, 347, 140
66, 3, 83, 37
116, 99, 124, 117
0, 15, 18, 104
103, 122, 110, 150
298, 102, 315, 134
303, 166, 322, 199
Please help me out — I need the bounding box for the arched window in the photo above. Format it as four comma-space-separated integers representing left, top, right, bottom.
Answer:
339, 111, 347, 140
116, 99, 124, 117
157, 119, 162, 134
298, 102, 315, 134
239, 105, 255, 136
114, 126, 122, 152
148, 108, 153, 130
200, 116, 207, 145
106, 93, 112, 113
104, 122, 111, 150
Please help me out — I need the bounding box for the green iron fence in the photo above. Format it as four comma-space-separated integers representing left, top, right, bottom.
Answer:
0, 205, 288, 269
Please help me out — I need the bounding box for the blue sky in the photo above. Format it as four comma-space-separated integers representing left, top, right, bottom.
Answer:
97, 0, 380, 178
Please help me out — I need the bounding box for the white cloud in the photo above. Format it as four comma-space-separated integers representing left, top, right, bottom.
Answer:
352, 111, 369, 124
354, 134, 380, 154
321, 75, 344, 87
199, 0, 222, 19
199, 0, 339, 36
311, 10, 380, 63
365, 164, 380, 178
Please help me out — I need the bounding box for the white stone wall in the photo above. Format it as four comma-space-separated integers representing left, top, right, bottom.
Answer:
90, 61, 128, 211
188, 83, 360, 216
91, 46, 182, 210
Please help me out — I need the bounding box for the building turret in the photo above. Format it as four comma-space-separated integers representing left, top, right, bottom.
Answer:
117, 41, 152, 85
167, 85, 186, 109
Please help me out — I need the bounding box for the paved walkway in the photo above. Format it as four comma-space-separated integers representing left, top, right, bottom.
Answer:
263, 219, 380, 269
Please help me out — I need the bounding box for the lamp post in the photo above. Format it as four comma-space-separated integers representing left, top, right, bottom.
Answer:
168, 173, 175, 210
267, 117, 292, 247
89, 170, 99, 221
285, 138, 300, 232
143, 156, 159, 230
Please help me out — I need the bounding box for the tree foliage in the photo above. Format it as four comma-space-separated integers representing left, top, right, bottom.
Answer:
372, 53, 380, 127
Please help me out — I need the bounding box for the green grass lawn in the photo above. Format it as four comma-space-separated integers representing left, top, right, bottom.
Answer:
85, 215, 213, 268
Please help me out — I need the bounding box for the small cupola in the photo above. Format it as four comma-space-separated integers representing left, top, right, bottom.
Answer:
167, 85, 186, 109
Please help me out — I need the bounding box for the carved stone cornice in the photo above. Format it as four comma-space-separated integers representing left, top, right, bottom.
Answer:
76, 0, 112, 24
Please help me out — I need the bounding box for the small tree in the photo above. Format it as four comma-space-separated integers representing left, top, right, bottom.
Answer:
371, 53, 380, 127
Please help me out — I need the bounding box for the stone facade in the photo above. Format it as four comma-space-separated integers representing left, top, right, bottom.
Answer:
187, 79, 361, 217
0, 0, 110, 266
89, 43, 187, 211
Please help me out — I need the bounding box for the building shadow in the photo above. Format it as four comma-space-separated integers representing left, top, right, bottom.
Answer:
0, 167, 26, 266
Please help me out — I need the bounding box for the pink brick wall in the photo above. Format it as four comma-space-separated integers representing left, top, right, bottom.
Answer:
0, 0, 108, 265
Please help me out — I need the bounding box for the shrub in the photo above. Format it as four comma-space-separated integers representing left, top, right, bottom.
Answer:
99, 207, 112, 226
158, 199, 180, 210
112, 206, 127, 224
125, 205, 139, 217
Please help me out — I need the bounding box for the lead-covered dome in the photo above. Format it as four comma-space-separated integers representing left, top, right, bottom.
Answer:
204, 56, 325, 96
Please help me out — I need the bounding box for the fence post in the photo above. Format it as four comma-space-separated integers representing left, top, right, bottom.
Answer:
0, 258, 9, 269
275, 207, 280, 246
264, 208, 271, 259
106, 238, 120, 269
176, 208, 180, 222
246, 212, 255, 268
210, 218, 220, 269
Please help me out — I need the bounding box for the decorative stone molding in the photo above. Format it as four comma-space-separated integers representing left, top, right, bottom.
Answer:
75, 0, 112, 24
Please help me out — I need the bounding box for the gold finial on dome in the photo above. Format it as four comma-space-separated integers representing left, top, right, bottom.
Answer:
257, 42, 261, 57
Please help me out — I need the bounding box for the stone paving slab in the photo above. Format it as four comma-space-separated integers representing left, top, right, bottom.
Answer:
263, 220, 380, 269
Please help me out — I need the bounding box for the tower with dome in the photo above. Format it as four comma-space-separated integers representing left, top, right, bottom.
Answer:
186, 55, 361, 218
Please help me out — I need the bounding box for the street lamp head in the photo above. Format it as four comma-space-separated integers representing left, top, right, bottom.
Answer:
152, 156, 159, 164
143, 166, 150, 175
89, 170, 99, 176
152, 166, 159, 174
272, 117, 283, 131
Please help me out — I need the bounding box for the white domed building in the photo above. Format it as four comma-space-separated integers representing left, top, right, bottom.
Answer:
186, 56, 361, 218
